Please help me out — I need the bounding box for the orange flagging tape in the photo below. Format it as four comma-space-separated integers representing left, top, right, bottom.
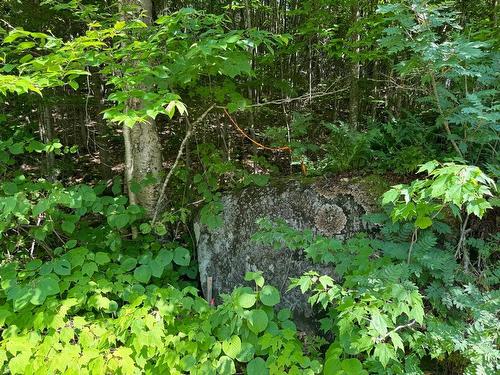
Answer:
223, 108, 291, 153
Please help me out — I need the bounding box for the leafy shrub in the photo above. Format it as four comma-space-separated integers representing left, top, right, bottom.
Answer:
0, 252, 321, 374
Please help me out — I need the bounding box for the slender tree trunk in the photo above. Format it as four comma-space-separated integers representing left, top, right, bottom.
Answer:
38, 99, 55, 179
93, 74, 113, 179
243, 0, 258, 163
121, 0, 163, 216
348, 2, 360, 128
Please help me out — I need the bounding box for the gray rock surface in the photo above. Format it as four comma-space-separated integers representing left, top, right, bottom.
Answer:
194, 176, 381, 332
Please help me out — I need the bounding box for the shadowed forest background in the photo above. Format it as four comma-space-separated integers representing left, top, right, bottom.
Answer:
0, 0, 498, 374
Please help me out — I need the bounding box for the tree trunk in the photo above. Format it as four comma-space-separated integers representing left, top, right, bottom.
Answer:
243, 0, 258, 163
348, 2, 360, 129
121, 0, 163, 217
38, 99, 55, 179
93, 74, 113, 179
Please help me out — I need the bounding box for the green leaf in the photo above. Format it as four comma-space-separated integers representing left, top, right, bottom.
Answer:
114, 20, 126, 30
8, 353, 30, 375
33, 199, 50, 216
246, 309, 268, 333
53, 259, 71, 276
236, 342, 255, 363
417, 160, 439, 174
247, 357, 268, 375
323, 357, 343, 375
373, 343, 396, 368
25, 259, 42, 271
139, 223, 151, 234
8, 143, 24, 155
259, 285, 280, 307
95, 252, 111, 265
154, 223, 167, 236
415, 216, 432, 229
341, 358, 368, 375
173, 247, 190, 266
134, 265, 151, 283
66, 247, 88, 268
277, 309, 291, 321
382, 189, 400, 205
81, 261, 98, 276
156, 248, 173, 266
149, 259, 164, 278
39, 277, 60, 296
68, 80, 79, 90
61, 220, 75, 234
12, 286, 32, 311
39, 262, 53, 275
109, 214, 129, 229
3, 182, 18, 195
222, 335, 241, 359
121, 257, 137, 272
65, 240, 77, 249
370, 311, 388, 337
250, 174, 269, 187
237, 292, 257, 309
31, 276, 60, 305
389, 331, 404, 352
216, 356, 235, 375
244, 271, 264, 288
342, 358, 366, 374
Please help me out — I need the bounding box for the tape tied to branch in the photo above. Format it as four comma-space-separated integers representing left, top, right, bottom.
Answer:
222, 108, 292, 153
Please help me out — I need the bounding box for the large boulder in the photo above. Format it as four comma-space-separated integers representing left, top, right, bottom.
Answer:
194, 176, 384, 331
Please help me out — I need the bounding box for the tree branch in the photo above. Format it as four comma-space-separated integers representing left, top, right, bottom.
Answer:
216, 88, 348, 110
151, 104, 215, 224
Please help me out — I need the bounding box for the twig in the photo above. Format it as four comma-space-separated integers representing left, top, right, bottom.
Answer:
0, 19, 15, 30
377, 319, 417, 343
152, 104, 215, 224
407, 228, 418, 265
430, 63, 463, 158
19, 226, 53, 258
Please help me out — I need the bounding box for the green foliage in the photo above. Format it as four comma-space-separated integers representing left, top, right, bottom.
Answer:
0, 262, 320, 374
177, 143, 271, 230
378, 0, 499, 164
263, 114, 443, 175
366, 116, 441, 174
256, 224, 426, 371
382, 161, 496, 227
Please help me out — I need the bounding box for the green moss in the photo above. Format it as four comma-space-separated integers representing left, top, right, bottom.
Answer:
357, 174, 390, 200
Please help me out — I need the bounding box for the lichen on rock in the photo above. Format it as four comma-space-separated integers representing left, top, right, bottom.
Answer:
315, 204, 347, 236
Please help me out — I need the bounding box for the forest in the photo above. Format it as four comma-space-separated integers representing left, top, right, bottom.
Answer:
0, 0, 498, 374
